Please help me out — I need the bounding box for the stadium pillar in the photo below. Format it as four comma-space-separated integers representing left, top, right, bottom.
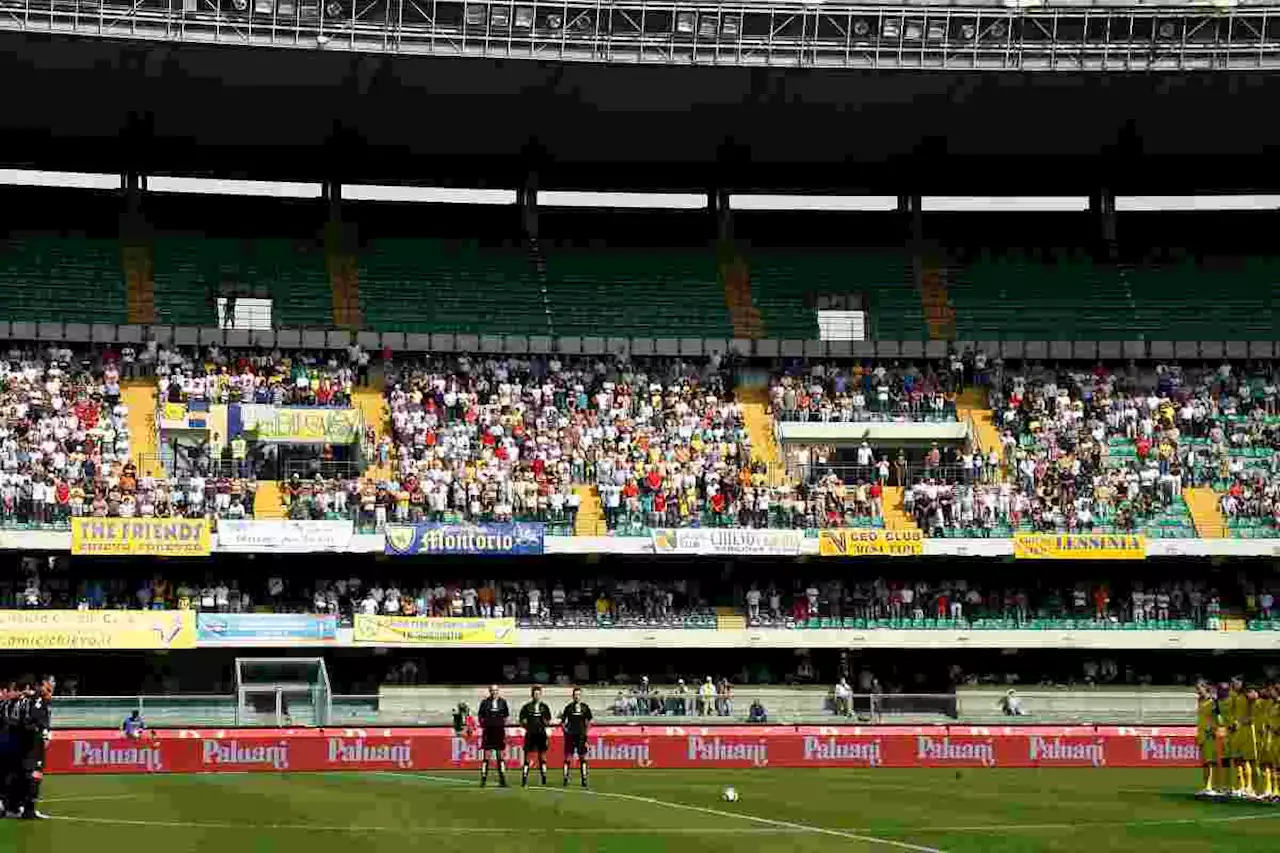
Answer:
121, 170, 155, 325
1091, 189, 1117, 260
324, 180, 361, 329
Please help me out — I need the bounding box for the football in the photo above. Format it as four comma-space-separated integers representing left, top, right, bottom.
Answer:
722, 786, 739, 802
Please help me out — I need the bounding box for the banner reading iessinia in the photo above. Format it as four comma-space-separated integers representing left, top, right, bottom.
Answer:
216, 520, 354, 553
354, 615, 516, 646
197, 614, 338, 645
818, 529, 924, 557
0, 610, 196, 650
650, 528, 804, 557
71, 518, 212, 557
383, 523, 545, 556
1013, 533, 1146, 560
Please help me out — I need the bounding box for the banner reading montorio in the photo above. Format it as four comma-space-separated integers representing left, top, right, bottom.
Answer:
384, 522, 545, 556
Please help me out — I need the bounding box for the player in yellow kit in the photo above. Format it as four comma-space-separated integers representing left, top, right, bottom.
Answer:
1223, 677, 1255, 797
1262, 684, 1280, 801
1195, 682, 1223, 797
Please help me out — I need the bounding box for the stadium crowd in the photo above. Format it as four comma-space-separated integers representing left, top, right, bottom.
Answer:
771, 359, 965, 422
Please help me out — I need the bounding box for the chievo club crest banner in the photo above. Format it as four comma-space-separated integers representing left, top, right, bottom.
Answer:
46, 726, 1199, 775
818, 529, 924, 557
383, 522, 545, 556
650, 528, 804, 557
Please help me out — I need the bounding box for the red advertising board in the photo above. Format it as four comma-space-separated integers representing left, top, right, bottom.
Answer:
46, 725, 1200, 774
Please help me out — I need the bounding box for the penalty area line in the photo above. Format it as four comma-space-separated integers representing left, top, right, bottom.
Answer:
389, 772, 948, 853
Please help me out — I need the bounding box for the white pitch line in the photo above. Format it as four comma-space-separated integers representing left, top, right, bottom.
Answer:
39, 795, 142, 805
44, 815, 808, 836
913, 811, 1280, 833
391, 773, 946, 852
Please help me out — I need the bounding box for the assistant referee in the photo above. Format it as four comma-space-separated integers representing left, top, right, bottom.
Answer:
518, 685, 553, 787
559, 686, 593, 788
477, 684, 510, 788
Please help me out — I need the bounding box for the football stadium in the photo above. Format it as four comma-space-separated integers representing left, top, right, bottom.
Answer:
2, 0, 1280, 849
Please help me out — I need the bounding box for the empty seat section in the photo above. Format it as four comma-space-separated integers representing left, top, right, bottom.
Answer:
153, 238, 329, 328
358, 240, 547, 335
1124, 259, 1279, 340
542, 249, 730, 338
0, 238, 126, 324
747, 251, 922, 339
949, 254, 1132, 341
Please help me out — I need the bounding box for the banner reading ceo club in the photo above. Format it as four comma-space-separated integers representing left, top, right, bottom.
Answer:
46, 726, 1199, 774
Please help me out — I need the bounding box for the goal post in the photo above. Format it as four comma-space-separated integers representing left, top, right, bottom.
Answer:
234, 657, 332, 727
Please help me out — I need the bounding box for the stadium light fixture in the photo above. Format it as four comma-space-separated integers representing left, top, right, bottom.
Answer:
232, 0, 247, 10
1158, 20, 1177, 39
254, 0, 271, 13
882, 19, 901, 39
0, 168, 121, 190
959, 22, 976, 39
921, 196, 1090, 213
277, 0, 295, 15
514, 6, 533, 29
146, 176, 324, 199
926, 21, 946, 41
721, 14, 740, 36
730, 194, 899, 212
988, 21, 1008, 39
852, 18, 870, 37
676, 12, 695, 34
699, 15, 717, 37
325, 0, 342, 16
904, 19, 923, 41
465, 4, 484, 25
490, 6, 509, 27
546, 12, 561, 29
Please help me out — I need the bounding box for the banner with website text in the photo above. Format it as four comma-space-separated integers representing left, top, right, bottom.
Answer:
71, 518, 212, 557
215, 520, 354, 553
818, 529, 924, 557
231, 404, 362, 444
197, 613, 338, 645
1013, 533, 1147, 560
651, 528, 804, 557
47, 726, 1198, 774
384, 522, 545, 556
353, 615, 516, 646
0, 610, 196, 651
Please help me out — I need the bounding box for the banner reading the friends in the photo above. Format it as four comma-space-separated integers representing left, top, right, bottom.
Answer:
71, 518, 212, 557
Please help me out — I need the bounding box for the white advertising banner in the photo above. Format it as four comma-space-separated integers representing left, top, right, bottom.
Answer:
650, 528, 805, 557
215, 520, 355, 553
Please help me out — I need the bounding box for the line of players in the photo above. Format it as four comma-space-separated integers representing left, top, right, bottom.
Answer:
0, 676, 54, 820
1197, 678, 1280, 801
475, 685, 593, 789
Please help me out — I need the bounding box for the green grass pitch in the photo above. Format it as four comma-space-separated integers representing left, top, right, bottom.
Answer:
4, 768, 1279, 852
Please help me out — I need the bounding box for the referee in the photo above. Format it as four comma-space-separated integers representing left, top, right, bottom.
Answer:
14, 676, 53, 819
559, 686, 593, 788
518, 685, 552, 787
0, 681, 17, 816
476, 684, 510, 788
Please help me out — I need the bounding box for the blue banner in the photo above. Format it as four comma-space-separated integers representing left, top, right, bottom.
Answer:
197, 613, 338, 644
384, 522, 545, 556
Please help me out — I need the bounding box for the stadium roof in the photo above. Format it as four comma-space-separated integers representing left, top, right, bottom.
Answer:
5, 32, 1280, 194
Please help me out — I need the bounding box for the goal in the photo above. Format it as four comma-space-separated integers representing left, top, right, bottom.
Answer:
234, 657, 332, 727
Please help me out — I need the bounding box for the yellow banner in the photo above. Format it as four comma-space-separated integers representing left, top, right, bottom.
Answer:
0, 610, 196, 650
162, 402, 187, 423
71, 518, 212, 557
1013, 533, 1146, 560
354, 615, 516, 646
818, 529, 925, 557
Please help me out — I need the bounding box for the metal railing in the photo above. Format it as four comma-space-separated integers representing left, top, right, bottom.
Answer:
51, 687, 1196, 729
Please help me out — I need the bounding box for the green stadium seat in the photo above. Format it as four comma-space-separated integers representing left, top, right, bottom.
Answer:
0, 238, 126, 324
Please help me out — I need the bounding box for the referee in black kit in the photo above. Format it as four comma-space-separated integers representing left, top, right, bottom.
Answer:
3, 676, 53, 819
560, 686, 593, 788
518, 685, 552, 787
477, 684, 510, 788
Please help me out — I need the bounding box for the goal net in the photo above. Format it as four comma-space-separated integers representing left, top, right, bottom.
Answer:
234, 657, 332, 727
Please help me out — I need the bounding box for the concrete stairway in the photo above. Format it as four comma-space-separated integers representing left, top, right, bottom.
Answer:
715, 607, 747, 631
574, 485, 606, 536
957, 387, 1003, 466
352, 383, 391, 480
920, 264, 956, 341
122, 380, 164, 477
881, 486, 920, 532
720, 251, 763, 338
1183, 487, 1226, 538
737, 385, 785, 486
254, 480, 287, 520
